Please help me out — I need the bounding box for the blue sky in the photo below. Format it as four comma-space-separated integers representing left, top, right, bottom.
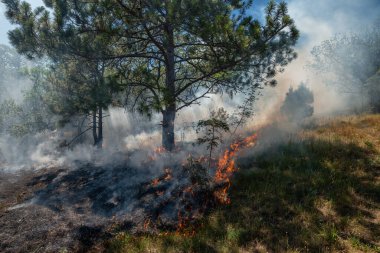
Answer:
0, 0, 270, 45
1, 0, 379, 47
0, 0, 42, 45
1, 0, 43, 44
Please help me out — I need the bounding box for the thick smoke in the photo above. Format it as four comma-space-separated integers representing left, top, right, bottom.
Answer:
0, 0, 379, 171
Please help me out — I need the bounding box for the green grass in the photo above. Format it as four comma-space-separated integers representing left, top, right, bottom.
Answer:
105, 115, 380, 253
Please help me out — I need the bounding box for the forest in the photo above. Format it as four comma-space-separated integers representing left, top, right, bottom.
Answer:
0, 0, 379, 252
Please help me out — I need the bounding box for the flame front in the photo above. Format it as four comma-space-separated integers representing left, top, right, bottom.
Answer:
150, 168, 173, 187
214, 133, 258, 204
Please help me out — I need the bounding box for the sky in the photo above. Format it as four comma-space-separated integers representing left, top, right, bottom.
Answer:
1, 0, 379, 46
0, 0, 43, 45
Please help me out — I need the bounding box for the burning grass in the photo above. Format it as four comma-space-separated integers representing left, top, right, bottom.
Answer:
0, 132, 257, 252
105, 114, 380, 253
213, 133, 258, 204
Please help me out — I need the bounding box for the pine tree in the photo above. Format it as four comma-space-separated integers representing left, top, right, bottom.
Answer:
3, 0, 299, 151
197, 108, 230, 168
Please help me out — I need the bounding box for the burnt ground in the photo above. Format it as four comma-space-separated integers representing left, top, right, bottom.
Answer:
0, 164, 140, 252
0, 159, 217, 252
0, 161, 162, 252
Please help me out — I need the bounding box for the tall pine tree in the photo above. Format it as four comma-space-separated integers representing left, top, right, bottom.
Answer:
3, 0, 299, 150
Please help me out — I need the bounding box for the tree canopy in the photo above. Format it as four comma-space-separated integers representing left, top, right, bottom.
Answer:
3, 0, 299, 150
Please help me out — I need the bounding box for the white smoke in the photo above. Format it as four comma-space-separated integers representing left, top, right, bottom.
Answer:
1, 0, 379, 171
244, 0, 380, 129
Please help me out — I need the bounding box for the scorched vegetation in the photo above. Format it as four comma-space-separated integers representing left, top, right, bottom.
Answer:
106, 115, 380, 253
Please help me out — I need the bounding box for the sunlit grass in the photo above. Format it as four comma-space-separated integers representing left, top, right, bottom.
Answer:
105, 114, 380, 253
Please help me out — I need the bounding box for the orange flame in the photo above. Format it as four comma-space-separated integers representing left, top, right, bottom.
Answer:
151, 178, 160, 186
154, 146, 167, 154
177, 211, 185, 231
183, 186, 194, 195
214, 133, 258, 204
150, 168, 173, 187
176, 211, 196, 237
143, 219, 151, 230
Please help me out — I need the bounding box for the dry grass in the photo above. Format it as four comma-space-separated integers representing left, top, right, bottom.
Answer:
301, 114, 380, 151
105, 114, 380, 253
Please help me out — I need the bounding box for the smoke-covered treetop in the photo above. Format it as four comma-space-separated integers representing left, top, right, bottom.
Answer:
281, 83, 313, 122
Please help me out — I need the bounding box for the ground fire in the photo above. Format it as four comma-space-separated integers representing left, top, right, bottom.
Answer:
134, 132, 260, 233
113, 125, 255, 241
214, 133, 258, 204
0, 128, 260, 251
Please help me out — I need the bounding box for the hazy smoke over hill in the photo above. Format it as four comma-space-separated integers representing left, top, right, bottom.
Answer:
248, 0, 380, 126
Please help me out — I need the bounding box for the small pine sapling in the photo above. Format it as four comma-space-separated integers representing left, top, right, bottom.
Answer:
196, 108, 230, 168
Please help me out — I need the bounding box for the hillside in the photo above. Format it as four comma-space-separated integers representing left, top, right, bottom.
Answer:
105, 114, 380, 253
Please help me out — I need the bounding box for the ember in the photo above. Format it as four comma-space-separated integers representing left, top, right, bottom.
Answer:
164, 168, 173, 181
155, 191, 164, 196
176, 210, 196, 237
151, 178, 160, 186
150, 168, 173, 187
144, 219, 151, 230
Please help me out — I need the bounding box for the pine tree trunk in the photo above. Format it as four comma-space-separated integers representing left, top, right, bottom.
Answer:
92, 109, 98, 146
162, 20, 176, 151
92, 107, 103, 148
162, 107, 175, 151
209, 127, 215, 169
97, 107, 103, 148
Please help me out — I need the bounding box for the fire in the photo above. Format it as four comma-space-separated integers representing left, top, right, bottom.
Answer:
154, 146, 167, 154
183, 186, 194, 194
143, 219, 151, 230
144, 134, 257, 235
176, 211, 196, 237
151, 178, 160, 186
150, 168, 173, 187
154, 146, 182, 154
164, 168, 172, 181
177, 211, 185, 231
214, 133, 258, 204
